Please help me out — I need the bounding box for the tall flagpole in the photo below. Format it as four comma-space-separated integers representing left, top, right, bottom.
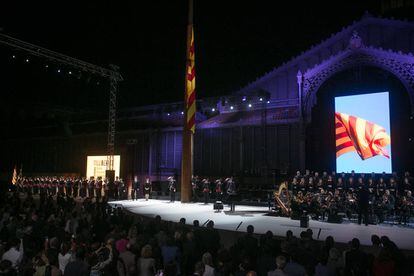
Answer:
181, 0, 194, 203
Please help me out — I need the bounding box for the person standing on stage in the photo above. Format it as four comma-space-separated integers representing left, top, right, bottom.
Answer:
226, 177, 236, 212
132, 176, 140, 200
144, 177, 152, 201
357, 185, 370, 226
215, 178, 223, 201
191, 175, 199, 202
202, 178, 210, 204
88, 177, 95, 198
114, 176, 120, 199
168, 176, 176, 202
95, 177, 103, 200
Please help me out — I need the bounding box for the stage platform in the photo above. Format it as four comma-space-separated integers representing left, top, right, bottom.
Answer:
108, 199, 414, 250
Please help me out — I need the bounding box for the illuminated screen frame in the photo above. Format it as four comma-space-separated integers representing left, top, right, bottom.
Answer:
335, 92, 392, 173
86, 155, 121, 179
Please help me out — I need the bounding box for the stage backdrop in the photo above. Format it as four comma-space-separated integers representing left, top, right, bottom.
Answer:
86, 155, 121, 179
335, 92, 392, 173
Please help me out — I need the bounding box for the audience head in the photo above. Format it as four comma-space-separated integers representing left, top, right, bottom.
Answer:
350, 238, 360, 250
247, 225, 254, 235
275, 255, 286, 269
202, 252, 213, 266
141, 244, 152, 258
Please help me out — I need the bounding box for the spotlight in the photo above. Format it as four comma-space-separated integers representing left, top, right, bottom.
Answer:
25, 58, 29, 63
69, 71, 72, 75
45, 65, 49, 68
57, 69, 61, 73
230, 106, 234, 110
410, 116, 413, 120
409, 138, 413, 142
167, 113, 171, 116
242, 96, 247, 102
12, 55, 16, 59
267, 100, 270, 104
259, 97, 263, 101
248, 103, 252, 108
181, 111, 184, 115
211, 108, 215, 112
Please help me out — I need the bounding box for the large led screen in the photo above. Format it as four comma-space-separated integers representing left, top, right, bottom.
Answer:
86, 155, 121, 179
335, 92, 391, 173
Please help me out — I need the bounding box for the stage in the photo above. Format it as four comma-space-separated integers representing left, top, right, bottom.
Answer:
108, 199, 414, 251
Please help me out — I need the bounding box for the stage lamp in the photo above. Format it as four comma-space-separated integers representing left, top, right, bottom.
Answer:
45, 65, 49, 68
248, 103, 252, 108
211, 108, 215, 112
242, 96, 247, 102
267, 100, 270, 104
12, 55, 16, 59
167, 113, 171, 116
230, 106, 234, 110
69, 71, 72, 75
25, 58, 29, 63
259, 97, 263, 101
57, 69, 61, 73
181, 111, 184, 115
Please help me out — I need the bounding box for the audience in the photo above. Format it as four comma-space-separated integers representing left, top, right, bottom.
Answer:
0, 187, 413, 276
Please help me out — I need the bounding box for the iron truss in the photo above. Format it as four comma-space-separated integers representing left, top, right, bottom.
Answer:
0, 32, 123, 171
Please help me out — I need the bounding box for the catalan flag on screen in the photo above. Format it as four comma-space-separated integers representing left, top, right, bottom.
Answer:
186, 26, 196, 133
335, 112, 391, 160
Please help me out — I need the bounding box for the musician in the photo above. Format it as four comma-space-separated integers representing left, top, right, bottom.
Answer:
307, 177, 314, 194
202, 178, 210, 204
291, 177, 298, 194
397, 196, 412, 225
58, 177, 65, 195
298, 177, 306, 194
377, 177, 386, 196
88, 177, 95, 198
73, 178, 80, 198
144, 177, 152, 201
326, 175, 334, 192
96, 177, 103, 199
114, 176, 120, 199
80, 177, 87, 198
132, 176, 140, 201
388, 178, 398, 197
336, 177, 344, 192
347, 177, 355, 192
168, 176, 176, 202
66, 178, 73, 197
401, 177, 412, 194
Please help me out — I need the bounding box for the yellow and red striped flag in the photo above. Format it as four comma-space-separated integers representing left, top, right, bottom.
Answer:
335, 112, 390, 160
185, 26, 196, 133
11, 166, 17, 185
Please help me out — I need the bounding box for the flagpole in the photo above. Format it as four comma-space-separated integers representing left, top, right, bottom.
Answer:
181, 0, 194, 203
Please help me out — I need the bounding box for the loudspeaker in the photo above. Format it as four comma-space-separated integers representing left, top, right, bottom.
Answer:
327, 214, 343, 224
300, 215, 309, 228
214, 201, 224, 211
105, 170, 115, 183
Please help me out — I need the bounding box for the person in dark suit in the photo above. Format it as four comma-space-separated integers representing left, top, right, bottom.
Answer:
132, 176, 140, 200
168, 176, 176, 202
358, 185, 370, 226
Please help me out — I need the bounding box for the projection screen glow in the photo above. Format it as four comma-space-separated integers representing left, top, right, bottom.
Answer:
86, 155, 121, 179
335, 92, 392, 173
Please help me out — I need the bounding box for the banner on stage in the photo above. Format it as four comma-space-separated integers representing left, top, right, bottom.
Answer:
86, 155, 121, 179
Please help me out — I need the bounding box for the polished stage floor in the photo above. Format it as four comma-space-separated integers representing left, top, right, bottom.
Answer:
108, 199, 414, 250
